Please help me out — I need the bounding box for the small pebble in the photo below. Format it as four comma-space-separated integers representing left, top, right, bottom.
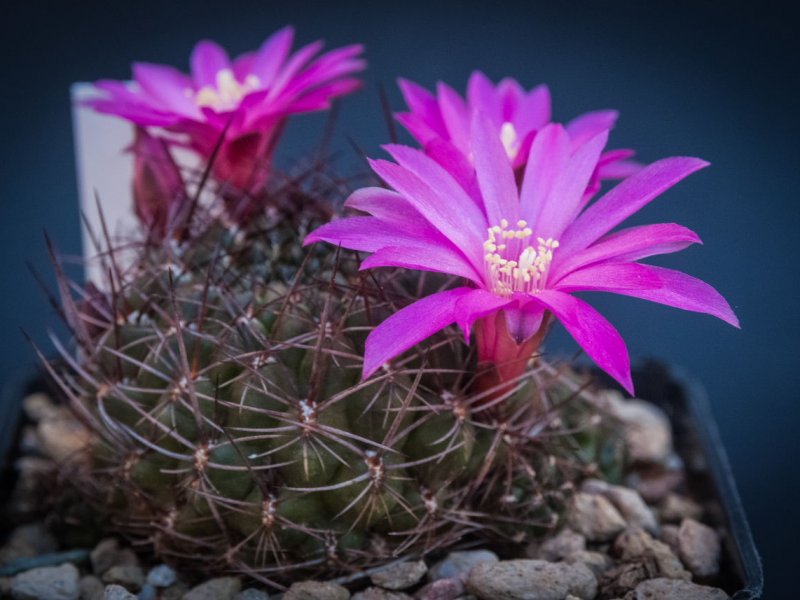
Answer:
678, 518, 721, 578
604, 394, 673, 463
10, 563, 80, 600
613, 528, 690, 580
413, 578, 464, 600
101, 566, 144, 592
79, 575, 104, 600
183, 577, 242, 600
562, 550, 612, 578
283, 581, 350, 600
428, 550, 498, 582
352, 588, 412, 600
0, 522, 59, 563
536, 528, 586, 561
582, 479, 659, 535
103, 584, 136, 599
146, 565, 177, 588
660, 494, 703, 523
90, 539, 121, 576
467, 559, 597, 600
567, 492, 626, 542
371, 560, 427, 590
234, 589, 270, 600
632, 577, 729, 599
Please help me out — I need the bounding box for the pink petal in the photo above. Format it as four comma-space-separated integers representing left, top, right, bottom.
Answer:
304, 216, 431, 252
267, 41, 324, 99
519, 124, 572, 229
454, 289, 515, 342
251, 26, 295, 86
534, 290, 633, 394
363, 287, 472, 378
395, 112, 440, 145
436, 82, 470, 153
559, 264, 739, 327
360, 245, 483, 284
521, 125, 608, 239
397, 78, 447, 139
467, 71, 502, 125
554, 262, 666, 293
503, 302, 546, 343
345, 187, 429, 227
559, 157, 710, 254
132, 63, 198, 116
190, 40, 231, 87
516, 84, 551, 133
552, 223, 702, 279
368, 157, 486, 270
423, 139, 484, 209
472, 114, 519, 226
566, 110, 618, 146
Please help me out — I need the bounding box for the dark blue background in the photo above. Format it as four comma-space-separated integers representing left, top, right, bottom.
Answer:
1, 1, 796, 594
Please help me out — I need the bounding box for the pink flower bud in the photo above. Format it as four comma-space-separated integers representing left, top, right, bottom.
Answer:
130, 127, 185, 240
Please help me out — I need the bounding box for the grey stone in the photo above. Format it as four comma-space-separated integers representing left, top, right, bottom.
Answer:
79, 575, 104, 600
603, 394, 673, 463
414, 578, 465, 600
283, 581, 350, 600
414, 573, 467, 600
182, 577, 242, 600
562, 550, 612, 578
613, 528, 690, 580
160, 582, 189, 600
89, 540, 139, 576
428, 550, 499, 582
677, 519, 721, 578
567, 492, 626, 542
146, 565, 177, 588
352, 588, 412, 600
536, 528, 586, 561
0, 522, 59, 563
660, 524, 680, 553
371, 560, 427, 590
598, 562, 651, 598
582, 480, 659, 535
466, 560, 597, 600
103, 585, 136, 600
659, 494, 703, 524
138, 584, 157, 600
10, 563, 80, 600
234, 589, 270, 600
101, 566, 144, 592
632, 578, 729, 599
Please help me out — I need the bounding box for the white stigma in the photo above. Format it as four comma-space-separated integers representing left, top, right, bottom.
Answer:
499, 121, 520, 160
191, 69, 261, 111
484, 219, 558, 297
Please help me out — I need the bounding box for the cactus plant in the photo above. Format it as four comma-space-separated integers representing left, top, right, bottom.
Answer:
41, 28, 738, 590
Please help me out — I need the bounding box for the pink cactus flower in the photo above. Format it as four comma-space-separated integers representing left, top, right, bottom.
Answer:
85, 27, 365, 207
306, 115, 738, 394
396, 72, 640, 198
129, 127, 186, 240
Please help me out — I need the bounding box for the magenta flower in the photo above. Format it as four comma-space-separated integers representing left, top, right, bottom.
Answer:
306, 115, 738, 394
396, 72, 640, 198
129, 127, 186, 240
86, 27, 365, 203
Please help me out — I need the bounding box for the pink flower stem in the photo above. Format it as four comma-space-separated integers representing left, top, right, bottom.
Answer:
473, 310, 553, 409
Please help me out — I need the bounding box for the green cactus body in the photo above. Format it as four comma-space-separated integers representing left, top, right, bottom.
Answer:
53, 205, 622, 586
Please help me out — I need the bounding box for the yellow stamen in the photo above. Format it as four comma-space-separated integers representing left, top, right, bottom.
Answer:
483, 219, 558, 297
193, 69, 261, 111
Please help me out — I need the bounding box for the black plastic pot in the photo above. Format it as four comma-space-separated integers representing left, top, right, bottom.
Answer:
0, 362, 763, 597
631, 361, 763, 600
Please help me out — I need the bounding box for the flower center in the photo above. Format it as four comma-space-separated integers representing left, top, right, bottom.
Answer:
499, 122, 520, 160
192, 69, 261, 111
484, 219, 559, 297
